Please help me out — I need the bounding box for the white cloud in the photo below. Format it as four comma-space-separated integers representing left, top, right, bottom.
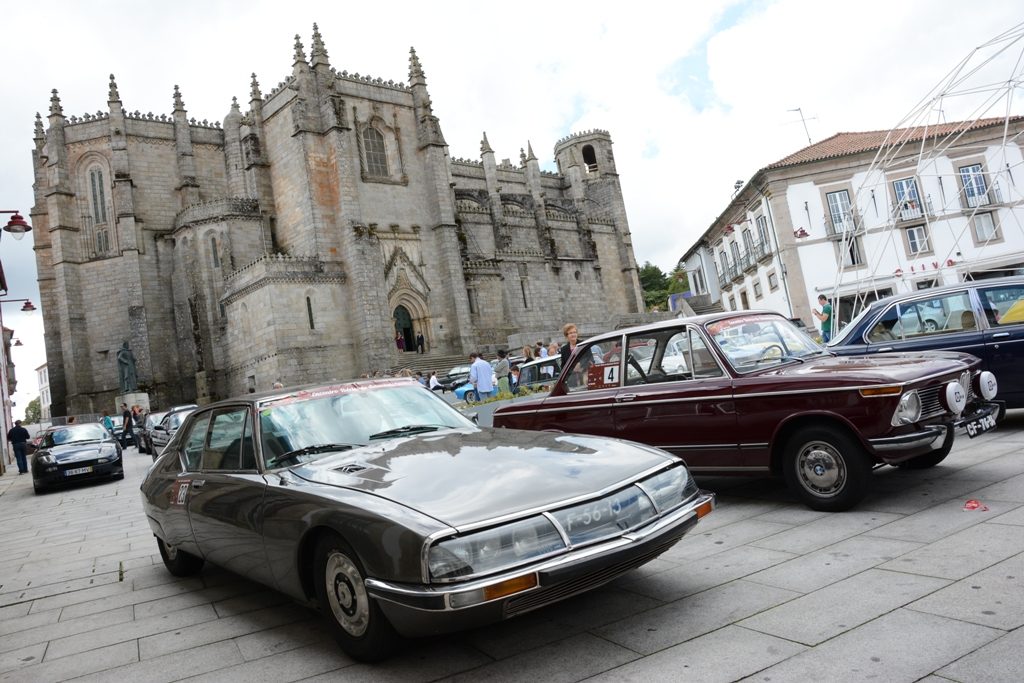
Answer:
0, 0, 1019, 418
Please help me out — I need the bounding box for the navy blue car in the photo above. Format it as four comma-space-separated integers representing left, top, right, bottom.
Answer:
829, 276, 1024, 410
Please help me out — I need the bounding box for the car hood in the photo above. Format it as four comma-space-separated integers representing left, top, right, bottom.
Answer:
39, 441, 114, 463
768, 351, 975, 384
288, 428, 672, 529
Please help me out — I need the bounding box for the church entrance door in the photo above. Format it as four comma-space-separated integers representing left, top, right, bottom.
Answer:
394, 306, 415, 352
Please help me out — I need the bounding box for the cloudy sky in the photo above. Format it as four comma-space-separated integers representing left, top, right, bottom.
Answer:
0, 0, 1019, 419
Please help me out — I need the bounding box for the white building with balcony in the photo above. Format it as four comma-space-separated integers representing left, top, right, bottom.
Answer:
678, 117, 1024, 331
36, 363, 50, 420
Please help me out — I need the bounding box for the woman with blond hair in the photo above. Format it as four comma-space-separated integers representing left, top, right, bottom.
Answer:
522, 345, 534, 361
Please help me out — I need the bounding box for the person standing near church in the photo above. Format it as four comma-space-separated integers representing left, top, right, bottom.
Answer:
468, 352, 494, 403
416, 331, 425, 354
559, 323, 580, 366
494, 349, 511, 394
120, 403, 134, 449
813, 294, 833, 343
7, 420, 31, 474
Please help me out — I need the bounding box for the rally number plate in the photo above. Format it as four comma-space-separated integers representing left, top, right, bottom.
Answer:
964, 414, 997, 438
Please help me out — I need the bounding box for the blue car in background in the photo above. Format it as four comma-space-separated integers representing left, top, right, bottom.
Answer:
828, 276, 1024, 412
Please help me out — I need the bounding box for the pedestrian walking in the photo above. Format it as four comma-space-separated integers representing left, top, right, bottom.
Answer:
468, 352, 494, 403
536, 341, 548, 358
416, 332, 425, 354
396, 333, 405, 351
101, 410, 114, 433
6, 419, 31, 474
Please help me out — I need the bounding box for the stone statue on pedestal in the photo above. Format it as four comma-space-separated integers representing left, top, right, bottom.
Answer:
117, 341, 138, 393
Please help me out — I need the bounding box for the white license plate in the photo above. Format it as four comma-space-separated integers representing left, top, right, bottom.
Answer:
64, 466, 94, 476
964, 414, 997, 438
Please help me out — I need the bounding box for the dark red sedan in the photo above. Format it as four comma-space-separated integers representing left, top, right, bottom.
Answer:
492, 311, 1000, 511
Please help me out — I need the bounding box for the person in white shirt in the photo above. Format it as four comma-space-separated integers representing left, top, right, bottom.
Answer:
468, 352, 495, 402
428, 371, 444, 392
537, 341, 548, 358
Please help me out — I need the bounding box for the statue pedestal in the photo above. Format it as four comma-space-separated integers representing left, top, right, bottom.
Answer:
117, 392, 150, 412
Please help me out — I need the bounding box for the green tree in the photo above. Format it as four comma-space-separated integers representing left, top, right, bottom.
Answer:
24, 397, 41, 424
638, 262, 690, 311
638, 261, 669, 293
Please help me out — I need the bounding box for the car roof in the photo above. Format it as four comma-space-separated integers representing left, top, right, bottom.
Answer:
197, 377, 421, 411
580, 310, 787, 345
519, 355, 561, 369
864, 275, 1024, 311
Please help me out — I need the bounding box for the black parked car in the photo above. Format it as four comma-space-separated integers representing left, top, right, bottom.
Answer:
140, 379, 714, 660
829, 276, 1024, 410
149, 406, 197, 460
138, 411, 169, 455
439, 364, 472, 392
31, 423, 124, 494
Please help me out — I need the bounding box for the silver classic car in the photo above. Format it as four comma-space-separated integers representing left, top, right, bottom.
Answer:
140, 379, 714, 660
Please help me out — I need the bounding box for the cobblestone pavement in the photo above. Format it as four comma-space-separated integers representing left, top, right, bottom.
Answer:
1, 413, 1023, 682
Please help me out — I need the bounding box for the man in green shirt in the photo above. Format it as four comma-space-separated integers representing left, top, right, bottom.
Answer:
813, 294, 833, 342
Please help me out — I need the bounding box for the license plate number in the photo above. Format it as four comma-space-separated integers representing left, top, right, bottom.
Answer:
965, 414, 997, 438
65, 466, 93, 476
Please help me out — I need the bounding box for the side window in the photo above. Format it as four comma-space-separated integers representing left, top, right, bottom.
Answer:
202, 407, 252, 471
623, 329, 693, 386
689, 330, 724, 378
897, 292, 973, 337
182, 413, 211, 471
867, 306, 902, 342
979, 285, 1024, 326
565, 341, 617, 393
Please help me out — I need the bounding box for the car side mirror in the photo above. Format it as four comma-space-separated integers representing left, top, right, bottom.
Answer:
154, 425, 167, 432
468, 412, 480, 424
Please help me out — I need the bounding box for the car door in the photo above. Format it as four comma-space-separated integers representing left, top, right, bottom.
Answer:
186, 405, 273, 584
859, 289, 987, 360
159, 411, 211, 553
613, 326, 740, 470
977, 282, 1024, 407
530, 338, 622, 438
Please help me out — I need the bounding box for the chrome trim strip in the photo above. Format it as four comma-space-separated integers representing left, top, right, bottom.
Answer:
686, 466, 771, 472
665, 444, 737, 451
867, 425, 945, 452
368, 491, 714, 613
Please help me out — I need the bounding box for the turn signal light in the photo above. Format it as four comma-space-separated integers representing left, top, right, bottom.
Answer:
859, 386, 903, 397
482, 573, 538, 601
695, 499, 714, 519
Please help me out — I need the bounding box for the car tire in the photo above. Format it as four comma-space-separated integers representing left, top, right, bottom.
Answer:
156, 537, 205, 577
783, 425, 871, 512
313, 532, 399, 662
896, 425, 953, 469
32, 479, 45, 495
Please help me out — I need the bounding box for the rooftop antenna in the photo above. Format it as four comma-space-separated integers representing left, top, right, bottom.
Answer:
788, 107, 814, 145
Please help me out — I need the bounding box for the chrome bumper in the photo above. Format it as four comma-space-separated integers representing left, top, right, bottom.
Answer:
365, 490, 715, 637
868, 425, 947, 453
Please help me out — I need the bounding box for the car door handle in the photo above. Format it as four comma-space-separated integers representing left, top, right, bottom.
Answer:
191, 479, 206, 488
616, 393, 637, 402
875, 347, 893, 352
992, 332, 1010, 339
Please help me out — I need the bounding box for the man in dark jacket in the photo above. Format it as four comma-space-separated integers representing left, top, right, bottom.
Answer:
7, 420, 31, 474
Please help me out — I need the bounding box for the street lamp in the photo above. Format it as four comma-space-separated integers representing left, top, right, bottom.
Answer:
2, 211, 32, 239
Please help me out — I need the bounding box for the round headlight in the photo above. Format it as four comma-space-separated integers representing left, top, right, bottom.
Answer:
892, 390, 922, 425
976, 371, 998, 400
943, 381, 967, 415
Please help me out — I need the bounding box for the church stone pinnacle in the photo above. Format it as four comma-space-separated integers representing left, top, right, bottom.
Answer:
311, 23, 329, 66
293, 34, 307, 63
481, 131, 493, 154
408, 47, 425, 83
527, 141, 537, 161
250, 73, 262, 101
49, 89, 63, 116
108, 74, 120, 102
34, 112, 44, 138
173, 85, 185, 111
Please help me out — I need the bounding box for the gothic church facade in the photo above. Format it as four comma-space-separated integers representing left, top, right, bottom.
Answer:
31, 26, 644, 416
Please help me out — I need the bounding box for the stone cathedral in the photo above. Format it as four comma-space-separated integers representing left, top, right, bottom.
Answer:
31, 26, 644, 416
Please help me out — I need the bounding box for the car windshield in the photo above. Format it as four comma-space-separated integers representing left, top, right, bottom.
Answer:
43, 424, 108, 446
258, 382, 474, 469
147, 412, 168, 428
168, 410, 195, 429
829, 304, 877, 345
706, 314, 823, 372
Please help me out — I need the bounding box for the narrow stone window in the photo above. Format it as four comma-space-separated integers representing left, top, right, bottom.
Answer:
306, 297, 315, 330
581, 145, 598, 173
210, 236, 220, 268
521, 280, 529, 309
363, 127, 389, 176
89, 168, 107, 224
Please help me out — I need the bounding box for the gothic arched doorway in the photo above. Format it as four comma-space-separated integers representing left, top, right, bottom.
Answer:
394, 305, 415, 352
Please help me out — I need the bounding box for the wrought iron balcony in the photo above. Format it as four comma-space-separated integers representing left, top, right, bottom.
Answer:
825, 210, 862, 239
964, 182, 1003, 209
895, 196, 933, 222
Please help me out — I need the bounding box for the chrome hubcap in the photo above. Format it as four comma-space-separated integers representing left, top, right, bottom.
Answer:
325, 551, 369, 637
797, 440, 846, 496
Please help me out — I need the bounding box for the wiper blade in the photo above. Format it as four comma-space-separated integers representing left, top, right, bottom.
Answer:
267, 443, 357, 468
368, 424, 447, 440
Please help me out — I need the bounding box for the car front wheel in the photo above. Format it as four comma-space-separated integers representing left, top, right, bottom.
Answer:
157, 537, 204, 576
896, 425, 953, 469
783, 425, 871, 511
314, 533, 398, 662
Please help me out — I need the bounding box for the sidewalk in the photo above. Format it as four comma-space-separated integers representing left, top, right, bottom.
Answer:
1, 417, 1023, 682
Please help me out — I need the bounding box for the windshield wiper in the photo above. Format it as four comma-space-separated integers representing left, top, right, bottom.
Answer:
368, 424, 448, 440
267, 443, 358, 468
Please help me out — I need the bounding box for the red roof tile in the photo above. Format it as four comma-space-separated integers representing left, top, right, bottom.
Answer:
767, 116, 1024, 169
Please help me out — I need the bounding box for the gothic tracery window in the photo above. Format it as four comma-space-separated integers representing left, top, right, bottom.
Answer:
362, 127, 389, 177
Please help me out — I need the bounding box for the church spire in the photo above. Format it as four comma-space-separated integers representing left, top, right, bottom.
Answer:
409, 47, 426, 86
173, 85, 185, 112
108, 74, 121, 103
526, 141, 537, 161
310, 23, 330, 67
481, 131, 493, 154
293, 34, 307, 64
250, 73, 262, 101
34, 112, 44, 139
49, 89, 63, 117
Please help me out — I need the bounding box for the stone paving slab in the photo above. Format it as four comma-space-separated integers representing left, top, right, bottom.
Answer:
1, 420, 1023, 681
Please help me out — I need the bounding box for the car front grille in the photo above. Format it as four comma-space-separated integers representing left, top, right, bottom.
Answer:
503, 535, 679, 618
918, 386, 945, 419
